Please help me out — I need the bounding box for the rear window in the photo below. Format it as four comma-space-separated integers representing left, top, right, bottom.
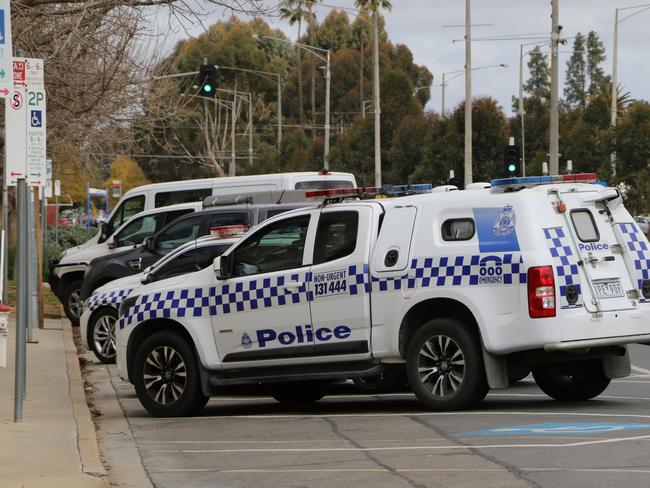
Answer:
571, 209, 600, 242
441, 219, 475, 241
208, 212, 250, 228
294, 180, 354, 190
155, 188, 212, 207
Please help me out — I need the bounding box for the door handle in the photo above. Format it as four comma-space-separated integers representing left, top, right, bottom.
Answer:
282, 282, 301, 292
128, 258, 143, 270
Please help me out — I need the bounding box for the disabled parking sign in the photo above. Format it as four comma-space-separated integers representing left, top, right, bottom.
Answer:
30, 109, 42, 127
0, 9, 5, 45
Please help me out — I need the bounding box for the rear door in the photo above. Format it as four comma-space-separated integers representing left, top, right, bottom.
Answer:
552, 190, 637, 313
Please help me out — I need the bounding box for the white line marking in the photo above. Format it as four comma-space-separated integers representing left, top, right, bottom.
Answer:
165, 410, 650, 421
153, 468, 509, 474
151, 432, 650, 454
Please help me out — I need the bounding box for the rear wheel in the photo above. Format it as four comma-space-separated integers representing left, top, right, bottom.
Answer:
88, 308, 118, 364
133, 331, 208, 417
63, 279, 83, 327
532, 359, 611, 401
268, 381, 330, 404
406, 318, 488, 411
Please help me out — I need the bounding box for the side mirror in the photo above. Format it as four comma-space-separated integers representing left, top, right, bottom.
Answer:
140, 272, 152, 284
98, 222, 108, 243
144, 236, 156, 252
214, 254, 233, 280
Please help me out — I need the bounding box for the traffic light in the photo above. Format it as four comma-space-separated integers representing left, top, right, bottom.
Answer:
199, 64, 217, 98
504, 143, 520, 176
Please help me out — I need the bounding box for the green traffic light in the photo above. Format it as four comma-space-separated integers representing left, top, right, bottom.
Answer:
508, 164, 517, 173
204, 84, 213, 93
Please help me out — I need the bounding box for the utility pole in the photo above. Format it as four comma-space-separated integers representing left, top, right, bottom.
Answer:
464, 0, 473, 186
549, 0, 560, 175
373, 10, 382, 187
324, 49, 331, 170
231, 98, 236, 177
519, 44, 526, 176
441, 73, 446, 116
277, 76, 282, 150
248, 92, 253, 167
611, 8, 619, 177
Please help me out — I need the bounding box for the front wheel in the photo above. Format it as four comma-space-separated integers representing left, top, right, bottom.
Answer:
406, 318, 488, 411
133, 331, 208, 417
532, 359, 611, 401
63, 280, 84, 326
89, 308, 118, 364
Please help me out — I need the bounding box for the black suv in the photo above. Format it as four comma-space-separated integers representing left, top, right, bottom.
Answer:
80, 202, 314, 300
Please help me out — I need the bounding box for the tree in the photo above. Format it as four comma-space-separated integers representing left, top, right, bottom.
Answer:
105, 156, 150, 205
525, 47, 550, 100
586, 31, 608, 96
564, 33, 586, 108
280, 0, 311, 126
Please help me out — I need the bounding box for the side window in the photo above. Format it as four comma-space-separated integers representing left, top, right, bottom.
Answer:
441, 219, 475, 241
106, 195, 145, 233
313, 212, 358, 265
115, 214, 163, 247
154, 247, 199, 280
156, 215, 204, 251
571, 209, 600, 242
233, 215, 310, 277
155, 189, 212, 207
208, 212, 250, 229
164, 209, 195, 226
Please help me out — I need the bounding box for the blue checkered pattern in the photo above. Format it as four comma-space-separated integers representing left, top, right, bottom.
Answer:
616, 222, 650, 292
87, 288, 133, 313
544, 227, 582, 307
120, 271, 311, 328
120, 255, 528, 329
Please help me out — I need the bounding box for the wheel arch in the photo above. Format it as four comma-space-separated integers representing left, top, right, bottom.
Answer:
86, 305, 118, 349
398, 297, 482, 359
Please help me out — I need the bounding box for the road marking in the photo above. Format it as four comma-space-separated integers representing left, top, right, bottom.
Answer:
151, 432, 650, 453
457, 422, 650, 437
153, 467, 510, 473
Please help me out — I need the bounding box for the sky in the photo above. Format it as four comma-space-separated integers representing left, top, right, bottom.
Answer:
153, 0, 650, 116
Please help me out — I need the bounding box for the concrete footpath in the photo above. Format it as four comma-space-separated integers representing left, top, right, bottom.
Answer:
0, 318, 108, 488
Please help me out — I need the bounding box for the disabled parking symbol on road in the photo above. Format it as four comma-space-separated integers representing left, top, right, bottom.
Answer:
456, 422, 650, 437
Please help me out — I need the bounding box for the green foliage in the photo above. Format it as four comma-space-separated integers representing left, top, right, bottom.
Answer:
525, 47, 550, 100
586, 31, 608, 96
564, 33, 586, 108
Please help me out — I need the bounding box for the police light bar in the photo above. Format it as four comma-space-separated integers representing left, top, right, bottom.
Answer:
210, 225, 248, 238
383, 183, 433, 194
490, 173, 598, 192
304, 187, 380, 199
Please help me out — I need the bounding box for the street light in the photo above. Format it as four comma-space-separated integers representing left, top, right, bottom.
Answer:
439, 64, 507, 116
610, 3, 650, 176
254, 34, 331, 169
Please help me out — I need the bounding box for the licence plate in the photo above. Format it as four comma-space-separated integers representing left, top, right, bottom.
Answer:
593, 280, 624, 299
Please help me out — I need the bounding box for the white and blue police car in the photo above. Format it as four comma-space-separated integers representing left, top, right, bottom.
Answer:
116, 174, 650, 416
81, 236, 238, 363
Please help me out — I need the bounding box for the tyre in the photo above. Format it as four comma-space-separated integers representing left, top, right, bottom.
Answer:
406, 318, 488, 411
88, 308, 118, 364
353, 365, 407, 393
269, 381, 330, 404
63, 279, 84, 327
133, 330, 208, 417
532, 359, 611, 401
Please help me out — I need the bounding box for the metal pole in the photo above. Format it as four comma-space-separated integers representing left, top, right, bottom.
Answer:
519, 44, 526, 177
277, 75, 282, 150
464, 0, 473, 186
2, 182, 8, 304
14, 179, 27, 422
610, 8, 619, 177
441, 74, 446, 116
549, 0, 560, 175
27, 188, 36, 343
86, 185, 90, 236
324, 49, 331, 170
54, 193, 58, 247
373, 10, 382, 187
41, 188, 46, 256
248, 93, 253, 167
230, 99, 236, 177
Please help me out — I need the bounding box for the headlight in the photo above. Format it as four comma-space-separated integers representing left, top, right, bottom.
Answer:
118, 295, 139, 318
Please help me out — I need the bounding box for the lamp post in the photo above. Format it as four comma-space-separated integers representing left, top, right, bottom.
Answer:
610, 3, 650, 176
255, 34, 331, 169
465, 0, 472, 185
549, 0, 560, 176
439, 65, 507, 117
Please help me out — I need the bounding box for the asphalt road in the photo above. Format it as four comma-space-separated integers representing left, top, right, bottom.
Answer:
93, 345, 650, 488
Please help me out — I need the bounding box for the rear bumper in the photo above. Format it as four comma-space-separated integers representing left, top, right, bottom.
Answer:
544, 333, 650, 352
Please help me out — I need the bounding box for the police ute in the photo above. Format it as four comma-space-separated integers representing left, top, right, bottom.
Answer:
115, 174, 650, 416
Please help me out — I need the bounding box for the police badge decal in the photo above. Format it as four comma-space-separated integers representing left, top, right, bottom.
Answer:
241, 332, 253, 349
493, 204, 516, 238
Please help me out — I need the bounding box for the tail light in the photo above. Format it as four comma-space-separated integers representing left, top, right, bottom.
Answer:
528, 266, 556, 318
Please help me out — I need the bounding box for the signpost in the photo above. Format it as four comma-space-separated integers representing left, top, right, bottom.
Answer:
54, 179, 60, 246
25, 58, 46, 187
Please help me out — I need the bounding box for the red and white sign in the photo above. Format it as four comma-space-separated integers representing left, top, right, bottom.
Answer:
12, 59, 25, 85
